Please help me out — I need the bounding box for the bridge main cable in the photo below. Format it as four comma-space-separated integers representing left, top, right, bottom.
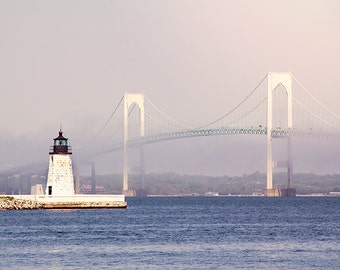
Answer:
293, 75, 340, 120
81, 95, 124, 150
195, 74, 268, 129
144, 94, 193, 129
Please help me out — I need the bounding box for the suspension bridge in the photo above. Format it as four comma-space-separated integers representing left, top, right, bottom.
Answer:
80, 72, 340, 196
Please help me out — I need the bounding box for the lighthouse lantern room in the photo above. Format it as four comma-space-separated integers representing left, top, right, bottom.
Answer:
46, 129, 75, 196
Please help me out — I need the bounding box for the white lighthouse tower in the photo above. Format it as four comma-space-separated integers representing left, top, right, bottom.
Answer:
46, 129, 75, 196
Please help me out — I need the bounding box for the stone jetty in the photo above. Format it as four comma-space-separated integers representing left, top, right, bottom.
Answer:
0, 195, 127, 210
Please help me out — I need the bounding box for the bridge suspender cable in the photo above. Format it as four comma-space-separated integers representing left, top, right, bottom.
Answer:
293, 75, 340, 120
81, 95, 125, 149
144, 94, 193, 129
196, 74, 268, 129
293, 97, 340, 130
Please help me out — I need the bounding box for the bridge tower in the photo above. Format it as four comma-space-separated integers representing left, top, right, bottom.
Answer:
123, 93, 145, 196
266, 72, 296, 197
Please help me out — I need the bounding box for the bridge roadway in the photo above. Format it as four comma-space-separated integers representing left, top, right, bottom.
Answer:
95, 126, 340, 155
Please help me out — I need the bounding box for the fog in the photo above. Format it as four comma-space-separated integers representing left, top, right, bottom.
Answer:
1, 0, 340, 175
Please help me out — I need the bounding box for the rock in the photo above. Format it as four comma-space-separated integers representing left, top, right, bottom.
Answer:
0, 196, 39, 210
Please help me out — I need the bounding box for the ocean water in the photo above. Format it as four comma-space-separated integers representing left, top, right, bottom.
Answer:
0, 196, 339, 269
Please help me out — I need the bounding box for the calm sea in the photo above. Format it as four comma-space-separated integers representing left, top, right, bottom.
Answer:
0, 196, 339, 269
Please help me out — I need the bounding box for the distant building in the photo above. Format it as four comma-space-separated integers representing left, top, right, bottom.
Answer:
31, 184, 44, 195
80, 184, 106, 194
252, 189, 264, 196
205, 191, 219, 196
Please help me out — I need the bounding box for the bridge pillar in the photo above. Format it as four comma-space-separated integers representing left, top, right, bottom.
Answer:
266, 72, 295, 196
140, 145, 145, 189
91, 160, 96, 194
123, 93, 145, 196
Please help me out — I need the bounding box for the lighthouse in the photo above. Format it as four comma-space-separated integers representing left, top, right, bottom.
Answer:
46, 129, 75, 196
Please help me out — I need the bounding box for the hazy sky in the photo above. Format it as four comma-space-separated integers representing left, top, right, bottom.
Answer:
1, 0, 340, 176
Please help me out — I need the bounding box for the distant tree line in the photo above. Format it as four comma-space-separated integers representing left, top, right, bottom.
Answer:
1, 171, 340, 195
88, 171, 340, 195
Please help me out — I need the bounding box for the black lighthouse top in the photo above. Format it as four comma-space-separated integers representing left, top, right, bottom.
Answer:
49, 130, 72, 154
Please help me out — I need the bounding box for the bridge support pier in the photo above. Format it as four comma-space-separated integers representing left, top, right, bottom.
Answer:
265, 188, 296, 197
265, 136, 296, 196
140, 145, 146, 190
91, 160, 96, 194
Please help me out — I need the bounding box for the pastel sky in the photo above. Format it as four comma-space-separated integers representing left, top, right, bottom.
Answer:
0, 0, 339, 176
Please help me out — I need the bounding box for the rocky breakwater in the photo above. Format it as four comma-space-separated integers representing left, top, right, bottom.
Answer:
0, 196, 41, 210
0, 195, 127, 210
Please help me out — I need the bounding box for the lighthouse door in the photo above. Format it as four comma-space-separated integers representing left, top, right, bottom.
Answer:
48, 186, 52, 195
